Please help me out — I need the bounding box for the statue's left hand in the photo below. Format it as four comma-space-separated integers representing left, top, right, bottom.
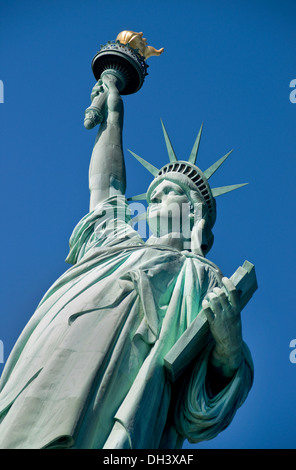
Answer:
202, 277, 243, 376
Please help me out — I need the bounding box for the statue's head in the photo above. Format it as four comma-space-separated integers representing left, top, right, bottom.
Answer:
146, 172, 214, 255
128, 121, 248, 256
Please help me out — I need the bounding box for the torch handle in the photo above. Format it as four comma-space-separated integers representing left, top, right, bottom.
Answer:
84, 85, 108, 129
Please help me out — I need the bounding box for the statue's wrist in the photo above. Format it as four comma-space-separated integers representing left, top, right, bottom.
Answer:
211, 344, 242, 375
102, 71, 125, 92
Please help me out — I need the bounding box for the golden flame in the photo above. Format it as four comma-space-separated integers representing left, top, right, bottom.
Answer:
116, 30, 164, 60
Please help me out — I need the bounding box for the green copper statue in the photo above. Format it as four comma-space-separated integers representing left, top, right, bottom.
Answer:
0, 32, 256, 449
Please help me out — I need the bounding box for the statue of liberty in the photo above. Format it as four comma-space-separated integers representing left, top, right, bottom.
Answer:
0, 32, 255, 449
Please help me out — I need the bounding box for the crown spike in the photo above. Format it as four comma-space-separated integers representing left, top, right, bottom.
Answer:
212, 183, 248, 197
188, 122, 203, 164
160, 119, 178, 162
203, 150, 233, 180
128, 150, 159, 176
127, 193, 147, 201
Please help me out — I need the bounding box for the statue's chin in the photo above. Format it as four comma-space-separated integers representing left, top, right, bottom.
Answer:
147, 213, 172, 238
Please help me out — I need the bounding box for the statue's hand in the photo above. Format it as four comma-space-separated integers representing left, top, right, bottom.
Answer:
84, 74, 123, 129
102, 73, 123, 115
202, 277, 243, 376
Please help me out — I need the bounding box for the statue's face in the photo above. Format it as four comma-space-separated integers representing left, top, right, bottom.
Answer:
147, 180, 192, 237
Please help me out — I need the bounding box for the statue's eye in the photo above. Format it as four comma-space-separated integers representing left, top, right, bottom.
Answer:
151, 196, 160, 203
163, 187, 175, 195
163, 186, 183, 196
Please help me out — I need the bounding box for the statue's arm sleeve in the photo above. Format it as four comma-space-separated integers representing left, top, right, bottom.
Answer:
174, 339, 254, 444
88, 77, 126, 212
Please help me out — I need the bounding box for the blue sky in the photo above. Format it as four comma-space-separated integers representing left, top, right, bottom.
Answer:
0, 0, 295, 449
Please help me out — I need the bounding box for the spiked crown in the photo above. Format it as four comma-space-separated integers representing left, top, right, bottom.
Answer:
128, 121, 248, 228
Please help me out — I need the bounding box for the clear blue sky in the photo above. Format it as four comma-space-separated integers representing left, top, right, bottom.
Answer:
0, 0, 295, 449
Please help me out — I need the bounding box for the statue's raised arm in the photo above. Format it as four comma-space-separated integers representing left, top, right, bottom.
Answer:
86, 74, 126, 211
83, 30, 164, 211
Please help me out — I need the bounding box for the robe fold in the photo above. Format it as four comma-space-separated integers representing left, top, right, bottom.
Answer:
0, 196, 253, 449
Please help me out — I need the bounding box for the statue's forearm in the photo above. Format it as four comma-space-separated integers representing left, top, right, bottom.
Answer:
206, 345, 242, 396
88, 75, 126, 211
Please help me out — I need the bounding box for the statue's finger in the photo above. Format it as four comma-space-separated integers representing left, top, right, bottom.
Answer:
213, 287, 223, 297
205, 294, 223, 316
202, 299, 215, 322
217, 290, 229, 311
208, 289, 228, 312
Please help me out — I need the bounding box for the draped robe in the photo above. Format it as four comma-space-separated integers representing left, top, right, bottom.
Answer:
0, 196, 253, 449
